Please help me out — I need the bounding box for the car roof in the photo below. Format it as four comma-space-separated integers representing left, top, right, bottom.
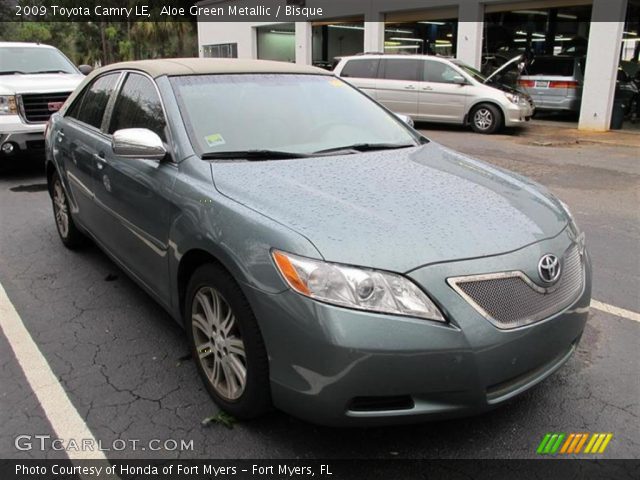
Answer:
0, 42, 56, 49
93, 58, 331, 78
340, 54, 454, 64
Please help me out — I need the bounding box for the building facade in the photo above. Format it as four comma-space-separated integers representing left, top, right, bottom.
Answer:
197, 0, 639, 131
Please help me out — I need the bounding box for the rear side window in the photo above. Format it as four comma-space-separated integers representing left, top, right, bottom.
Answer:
381, 59, 421, 82
526, 58, 576, 77
67, 74, 119, 129
108, 73, 166, 141
340, 59, 379, 79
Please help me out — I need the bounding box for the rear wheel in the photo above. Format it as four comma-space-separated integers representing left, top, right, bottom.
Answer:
470, 103, 503, 134
50, 171, 85, 249
185, 263, 271, 419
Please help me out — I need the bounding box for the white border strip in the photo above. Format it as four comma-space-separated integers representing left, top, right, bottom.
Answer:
0, 282, 107, 461
592, 300, 640, 323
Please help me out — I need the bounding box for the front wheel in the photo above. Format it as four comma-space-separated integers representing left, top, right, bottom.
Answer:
50, 171, 85, 249
185, 264, 271, 419
470, 104, 503, 134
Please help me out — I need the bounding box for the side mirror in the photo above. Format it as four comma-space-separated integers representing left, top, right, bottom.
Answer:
112, 128, 166, 160
395, 113, 414, 128
451, 75, 467, 85
78, 64, 93, 75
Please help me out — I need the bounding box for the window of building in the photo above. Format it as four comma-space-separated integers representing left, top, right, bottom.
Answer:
202, 43, 238, 58
257, 24, 295, 62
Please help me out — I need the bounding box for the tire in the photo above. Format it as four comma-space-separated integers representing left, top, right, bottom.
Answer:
470, 103, 503, 134
50, 171, 85, 249
185, 263, 271, 419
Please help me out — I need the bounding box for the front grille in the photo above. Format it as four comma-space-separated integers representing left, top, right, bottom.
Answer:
19, 92, 71, 123
448, 244, 584, 329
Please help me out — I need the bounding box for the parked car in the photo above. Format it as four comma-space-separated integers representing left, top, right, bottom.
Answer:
46, 58, 590, 426
334, 54, 534, 134
518, 55, 584, 113
0, 42, 91, 163
518, 55, 639, 119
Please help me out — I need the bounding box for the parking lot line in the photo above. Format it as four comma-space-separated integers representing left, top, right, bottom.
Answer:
0, 282, 107, 461
592, 300, 640, 323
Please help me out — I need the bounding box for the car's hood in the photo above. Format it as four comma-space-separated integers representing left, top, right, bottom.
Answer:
484, 54, 524, 85
211, 144, 568, 272
0, 73, 84, 95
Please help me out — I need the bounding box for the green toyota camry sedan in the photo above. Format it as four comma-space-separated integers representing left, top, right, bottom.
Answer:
45, 58, 591, 426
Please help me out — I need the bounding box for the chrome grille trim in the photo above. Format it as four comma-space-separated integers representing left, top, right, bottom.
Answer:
448, 243, 585, 330
18, 92, 71, 124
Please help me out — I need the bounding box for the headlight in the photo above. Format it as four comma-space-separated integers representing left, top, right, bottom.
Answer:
0, 95, 18, 115
272, 250, 445, 322
504, 92, 521, 104
559, 199, 581, 235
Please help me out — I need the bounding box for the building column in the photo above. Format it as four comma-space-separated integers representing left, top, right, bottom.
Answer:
364, 17, 385, 54
295, 22, 312, 65
578, 0, 627, 131
456, 1, 483, 69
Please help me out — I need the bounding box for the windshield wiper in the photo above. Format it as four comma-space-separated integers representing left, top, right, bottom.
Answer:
201, 149, 311, 160
313, 142, 416, 155
0, 70, 27, 75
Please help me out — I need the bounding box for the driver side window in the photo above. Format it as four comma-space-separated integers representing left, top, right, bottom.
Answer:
424, 61, 460, 84
108, 73, 167, 141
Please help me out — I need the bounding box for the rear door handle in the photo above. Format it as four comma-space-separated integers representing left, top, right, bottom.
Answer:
404, 85, 416, 90
422, 85, 433, 91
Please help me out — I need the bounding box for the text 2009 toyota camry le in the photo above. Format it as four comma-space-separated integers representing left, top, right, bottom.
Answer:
45, 59, 591, 426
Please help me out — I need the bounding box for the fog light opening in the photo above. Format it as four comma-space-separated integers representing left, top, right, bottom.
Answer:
1, 142, 16, 155
349, 395, 414, 412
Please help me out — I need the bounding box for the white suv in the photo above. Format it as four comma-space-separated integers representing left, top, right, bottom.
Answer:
334, 54, 534, 134
1, 42, 88, 161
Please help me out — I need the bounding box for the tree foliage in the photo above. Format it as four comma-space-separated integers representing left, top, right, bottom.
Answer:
0, 1, 197, 66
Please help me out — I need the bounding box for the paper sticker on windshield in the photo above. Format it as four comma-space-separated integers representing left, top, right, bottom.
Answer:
329, 79, 344, 87
205, 133, 225, 147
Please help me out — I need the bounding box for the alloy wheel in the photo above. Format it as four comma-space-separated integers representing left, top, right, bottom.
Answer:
474, 108, 494, 130
191, 286, 247, 401
53, 179, 69, 238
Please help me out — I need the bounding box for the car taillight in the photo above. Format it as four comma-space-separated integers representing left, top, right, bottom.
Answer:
549, 81, 579, 89
518, 79, 535, 88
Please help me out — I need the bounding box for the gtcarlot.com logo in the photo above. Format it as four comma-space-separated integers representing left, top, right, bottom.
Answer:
537, 432, 613, 455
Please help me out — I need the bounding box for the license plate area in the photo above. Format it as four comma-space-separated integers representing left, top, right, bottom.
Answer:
535, 80, 550, 88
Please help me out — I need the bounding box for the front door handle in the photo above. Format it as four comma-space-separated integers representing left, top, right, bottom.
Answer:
422, 86, 433, 91
93, 152, 106, 169
404, 85, 416, 90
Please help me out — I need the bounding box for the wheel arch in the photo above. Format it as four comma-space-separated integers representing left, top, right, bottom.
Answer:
465, 100, 506, 126
176, 248, 240, 324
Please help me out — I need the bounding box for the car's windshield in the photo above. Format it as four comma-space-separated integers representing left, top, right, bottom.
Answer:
453, 61, 486, 83
0, 46, 78, 74
169, 74, 420, 157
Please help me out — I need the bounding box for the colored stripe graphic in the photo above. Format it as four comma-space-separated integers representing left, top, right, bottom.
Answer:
537, 433, 613, 455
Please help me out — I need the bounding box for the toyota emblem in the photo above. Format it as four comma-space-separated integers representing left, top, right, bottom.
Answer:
538, 254, 561, 284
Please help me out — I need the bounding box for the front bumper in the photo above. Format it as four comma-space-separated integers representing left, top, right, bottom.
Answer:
0, 115, 46, 156
245, 229, 591, 426
504, 102, 534, 126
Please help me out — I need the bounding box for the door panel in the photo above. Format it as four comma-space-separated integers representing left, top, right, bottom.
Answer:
55, 120, 99, 228
376, 59, 421, 117
340, 59, 379, 99
418, 61, 468, 123
92, 73, 175, 299
54, 73, 120, 231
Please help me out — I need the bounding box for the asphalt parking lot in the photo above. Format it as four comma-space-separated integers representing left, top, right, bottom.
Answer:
0, 124, 638, 460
